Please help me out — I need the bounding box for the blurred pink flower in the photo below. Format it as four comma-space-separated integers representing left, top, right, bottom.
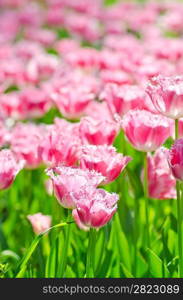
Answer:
84, 101, 113, 121
39, 124, 81, 167
46, 166, 105, 209
19, 88, 52, 119
51, 86, 94, 119
80, 145, 132, 184
79, 116, 119, 145
100, 70, 132, 86
25, 28, 56, 47
168, 138, 183, 181
0, 149, 24, 190
44, 179, 53, 196
72, 186, 119, 231
64, 48, 99, 68
144, 147, 176, 199
27, 213, 52, 235
10, 123, 46, 168
101, 83, 156, 118
146, 75, 183, 119
122, 110, 171, 152
26, 54, 59, 83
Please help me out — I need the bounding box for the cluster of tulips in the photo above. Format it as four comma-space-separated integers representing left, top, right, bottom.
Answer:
1, 0, 183, 278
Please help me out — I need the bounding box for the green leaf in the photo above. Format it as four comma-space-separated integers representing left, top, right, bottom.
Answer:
120, 263, 134, 278
147, 249, 170, 278
15, 222, 71, 278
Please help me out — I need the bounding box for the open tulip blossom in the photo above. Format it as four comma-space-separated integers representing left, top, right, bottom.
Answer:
46, 166, 105, 209
72, 186, 119, 231
1, 0, 183, 282
146, 75, 183, 120
80, 145, 132, 184
168, 139, 183, 182
122, 109, 171, 152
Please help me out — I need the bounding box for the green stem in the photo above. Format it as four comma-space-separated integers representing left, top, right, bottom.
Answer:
175, 119, 179, 140
176, 181, 183, 277
144, 152, 150, 250
175, 119, 183, 277
59, 216, 71, 278
86, 228, 96, 278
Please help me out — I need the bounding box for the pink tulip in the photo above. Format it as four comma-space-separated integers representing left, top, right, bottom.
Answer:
168, 138, 183, 181
84, 101, 113, 121
26, 54, 59, 83
101, 83, 155, 117
144, 148, 176, 199
51, 86, 94, 119
19, 88, 52, 119
79, 116, 119, 145
0, 93, 25, 120
146, 75, 183, 119
44, 179, 53, 196
39, 124, 80, 167
122, 110, 171, 152
72, 186, 119, 231
80, 145, 132, 184
0, 121, 10, 147
64, 48, 99, 69
46, 166, 105, 209
100, 70, 132, 86
0, 149, 24, 190
27, 213, 52, 235
25, 28, 57, 47
10, 123, 46, 168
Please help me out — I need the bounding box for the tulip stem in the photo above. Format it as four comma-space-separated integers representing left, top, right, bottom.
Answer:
176, 181, 183, 277
175, 119, 179, 140
59, 213, 71, 277
175, 119, 183, 277
86, 228, 96, 278
144, 152, 150, 250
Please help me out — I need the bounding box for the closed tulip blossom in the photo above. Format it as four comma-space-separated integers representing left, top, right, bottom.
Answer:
51, 86, 94, 119
39, 124, 80, 167
122, 110, 171, 152
79, 117, 119, 145
10, 123, 46, 168
27, 213, 52, 235
0, 149, 24, 190
101, 83, 154, 117
146, 75, 183, 119
72, 187, 119, 231
46, 166, 105, 209
80, 145, 132, 184
168, 139, 183, 181
144, 148, 176, 199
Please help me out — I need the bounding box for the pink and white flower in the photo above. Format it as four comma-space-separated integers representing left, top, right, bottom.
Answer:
80, 145, 132, 184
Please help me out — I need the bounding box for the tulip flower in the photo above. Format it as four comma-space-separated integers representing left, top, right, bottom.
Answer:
0, 149, 24, 190
79, 116, 119, 145
101, 83, 155, 117
51, 86, 94, 120
143, 147, 176, 199
146, 75, 183, 119
80, 145, 132, 184
46, 166, 105, 209
168, 138, 183, 181
39, 124, 81, 167
72, 186, 119, 231
27, 213, 52, 235
10, 123, 46, 168
122, 109, 171, 152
